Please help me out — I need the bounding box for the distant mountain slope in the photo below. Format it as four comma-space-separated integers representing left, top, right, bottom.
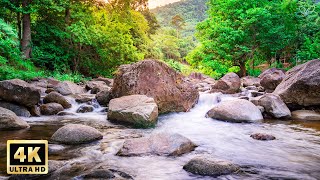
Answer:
151, 0, 208, 37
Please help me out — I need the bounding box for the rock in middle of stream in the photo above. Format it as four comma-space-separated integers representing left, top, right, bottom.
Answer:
117, 132, 197, 156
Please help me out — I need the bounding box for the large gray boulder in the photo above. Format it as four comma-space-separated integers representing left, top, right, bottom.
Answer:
108, 95, 158, 128
259, 68, 286, 92
0, 79, 40, 107
111, 60, 199, 114
54, 81, 86, 95
251, 94, 291, 119
51, 124, 103, 144
211, 73, 241, 94
274, 59, 320, 108
43, 92, 71, 109
0, 107, 29, 130
183, 156, 240, 177
0, 101, 31, 117
40, 103, 64, 115
117, 132, 196, 156
206, 99, 263, 123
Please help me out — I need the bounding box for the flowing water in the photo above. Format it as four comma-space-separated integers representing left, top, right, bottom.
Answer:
0, 93, 320, 179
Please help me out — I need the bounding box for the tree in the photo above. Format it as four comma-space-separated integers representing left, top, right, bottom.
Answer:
171, 14, 185, 37
188, 0, 303, 77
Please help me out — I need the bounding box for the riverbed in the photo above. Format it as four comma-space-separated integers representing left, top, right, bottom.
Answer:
0, 93, 320, 179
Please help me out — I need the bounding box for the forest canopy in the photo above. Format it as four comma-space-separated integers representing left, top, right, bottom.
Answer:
187, 0, 320, 78
0, 0, 319, 81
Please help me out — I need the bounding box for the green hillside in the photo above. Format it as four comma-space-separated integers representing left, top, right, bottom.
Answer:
151, 0, 208, 37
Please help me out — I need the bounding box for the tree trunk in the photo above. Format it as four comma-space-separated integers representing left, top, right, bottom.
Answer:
17, 12, 22, 43
65, 8, 71, 25
239, 61, 246, 77
21, 0, 32, 59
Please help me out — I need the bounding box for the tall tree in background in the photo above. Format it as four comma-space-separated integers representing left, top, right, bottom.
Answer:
21, 0, 31, 58
171, 14, 185, 37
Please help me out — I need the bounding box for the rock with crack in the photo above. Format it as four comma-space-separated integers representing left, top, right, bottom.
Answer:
111, 59, 199, 113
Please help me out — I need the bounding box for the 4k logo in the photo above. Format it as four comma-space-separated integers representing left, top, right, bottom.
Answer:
7, 140, 48, 174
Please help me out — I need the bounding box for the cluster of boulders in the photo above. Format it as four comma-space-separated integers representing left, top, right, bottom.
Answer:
1, 59, 319, 179
0, 76, 114, 129
187, 59, 320, 125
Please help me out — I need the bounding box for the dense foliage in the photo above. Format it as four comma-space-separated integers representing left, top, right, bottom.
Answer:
1, 0, 319, 81
187, 0, 320, 78
152, 0, 207, 37
0, 0, 159, 79
147, 0, 207, 68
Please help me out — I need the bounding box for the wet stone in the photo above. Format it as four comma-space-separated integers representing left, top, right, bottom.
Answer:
250, 133, 276, 141
76, 105, 94, 113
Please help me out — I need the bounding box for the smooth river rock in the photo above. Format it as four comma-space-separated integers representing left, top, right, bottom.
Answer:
291, 110, 320, 121
108, 95, 158, 128
211, 72, 241, 94
0, 79, 40, 107
76, 105, 94, 113
40, 103, 64, 115
111, 59, 199, 113
96, 89, 111, 106
0, 101, 31, 117
206, 99, 263, 123
250, 133, 276, 141
183, 156, 240, 177
274, 59, 320, 108
251, 94, 291, 119
259, 68, 285, 92
51, 124, 103, 144
0, 107, 29, 130
117, 132, 196, 156
54, 81, 86, 95
43, 92, 72, 109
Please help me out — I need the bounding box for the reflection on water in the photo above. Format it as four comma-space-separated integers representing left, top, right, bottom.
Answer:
0, 125, 61, 176
0, 93, 320, 179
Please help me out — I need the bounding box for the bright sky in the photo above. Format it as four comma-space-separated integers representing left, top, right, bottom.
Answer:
148, 0, 181, 9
